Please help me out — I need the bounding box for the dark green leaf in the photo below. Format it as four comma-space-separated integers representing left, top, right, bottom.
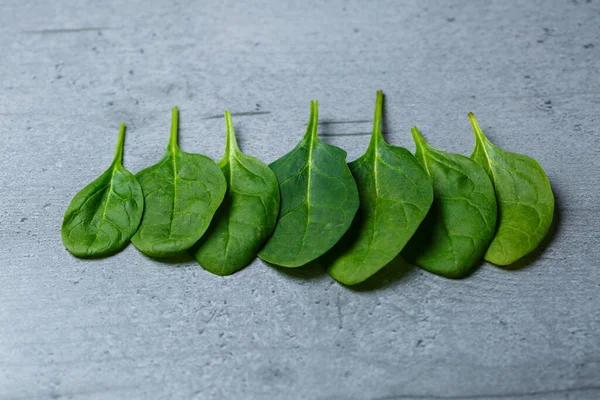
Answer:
326, 91, 433, 285
131, 108, 227, 257
402, 127, 497, 278
258, 101, 359, 267
193, 112, 280, 275
61, 124, 143, 257
469, 113, 554, 265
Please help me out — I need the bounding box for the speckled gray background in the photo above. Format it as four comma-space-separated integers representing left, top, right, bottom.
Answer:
1, 0, 599, 399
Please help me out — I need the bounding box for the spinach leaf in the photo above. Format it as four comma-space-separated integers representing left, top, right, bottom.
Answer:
258, 101, 359, 267
469, 113, 554, 265
325, 91, 433, 285
193, 112, 280, 275
402, 127, 497, 278
61, 124, 144, 257
131, 107, 226, 257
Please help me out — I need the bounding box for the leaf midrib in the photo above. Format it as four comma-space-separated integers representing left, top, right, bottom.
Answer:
354, 143, 380, 273
348, 144, 416, 281
89, 166, 119, 251
168, 149, 178, 239
475, 135, 497, 182
222, 146, 238, 264
296, 131, 315, 259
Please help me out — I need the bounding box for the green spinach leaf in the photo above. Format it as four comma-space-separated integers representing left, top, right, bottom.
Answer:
193, 112, 280, 275
402, 127, 497, 278
131, 107, 227, 257
325, 91, 433, 285
469, 113, 554, 265
258, 101, 359, 267
61, 124, 144, 257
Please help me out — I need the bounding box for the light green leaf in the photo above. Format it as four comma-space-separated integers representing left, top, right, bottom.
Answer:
469, 113, 554, 265
325, 91, 433, 285
402, 127, 497, 278
193, 112, 280, 275
61, 124, 144, 257
258, 101, 359, 267
131, 108, 227, 257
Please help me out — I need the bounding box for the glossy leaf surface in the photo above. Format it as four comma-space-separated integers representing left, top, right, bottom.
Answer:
469, 113, 554, 265
194, 112, 280, 275
402, 128, 497, 278
61, 124, 143, 257
131, 108, 226, 257
326, 91, 433, 285
258, 101, 359, 267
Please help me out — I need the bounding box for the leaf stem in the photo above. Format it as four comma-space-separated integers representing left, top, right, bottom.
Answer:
307, 100, 319, 140
370, 90, 384, 147
113, 123, 126, 165
224, 110, 239, 154
468, 112, 487, 145
169, 107, 179, 152
411, 126, 429, 151
411, 126, 431, 175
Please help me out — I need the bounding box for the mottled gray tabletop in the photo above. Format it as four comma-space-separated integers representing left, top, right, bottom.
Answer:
1, 0, 599, 399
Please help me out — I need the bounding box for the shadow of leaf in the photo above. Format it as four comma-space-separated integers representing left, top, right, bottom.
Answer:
348, 254, 416, 292
266, 258, 328, 281
66, 243, 130, 260
137, 249, 196, 265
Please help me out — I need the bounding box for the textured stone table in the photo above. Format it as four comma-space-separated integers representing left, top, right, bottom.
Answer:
1, 0, 599, 399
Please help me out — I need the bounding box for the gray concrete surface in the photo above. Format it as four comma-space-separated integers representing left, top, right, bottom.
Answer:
1, 0, 599, 399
